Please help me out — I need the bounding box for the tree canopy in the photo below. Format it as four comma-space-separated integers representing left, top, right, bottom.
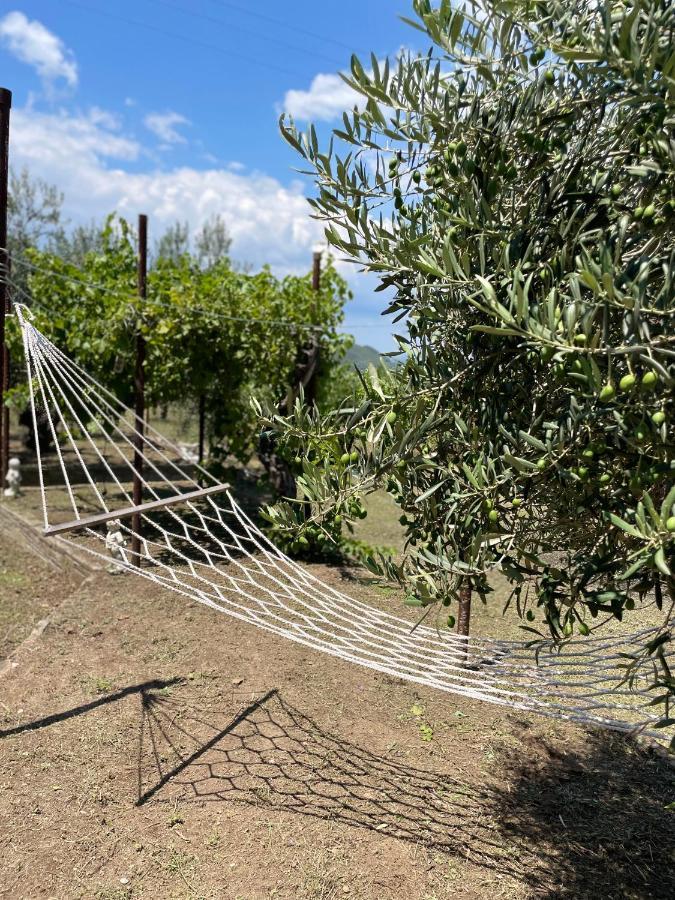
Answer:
265, 0, 675, 731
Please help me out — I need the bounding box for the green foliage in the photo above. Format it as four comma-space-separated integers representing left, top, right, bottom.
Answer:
7, 215, 352, 464
268, 0, 675, 730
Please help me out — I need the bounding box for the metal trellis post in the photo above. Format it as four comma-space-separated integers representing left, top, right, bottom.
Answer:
198, 393, 206, 466
305, 249, 321, 407
2, 258, 11, 486
0, 87, 11, 487
131, 213, 147, 565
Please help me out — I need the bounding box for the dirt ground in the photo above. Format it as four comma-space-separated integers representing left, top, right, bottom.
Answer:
1, 511, 674, 900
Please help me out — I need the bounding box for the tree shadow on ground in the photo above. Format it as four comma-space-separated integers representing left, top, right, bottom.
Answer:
136, 685, 675, 899
491, 721, 675, 899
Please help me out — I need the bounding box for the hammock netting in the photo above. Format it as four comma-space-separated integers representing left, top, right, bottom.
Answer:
15, 306, 674, 744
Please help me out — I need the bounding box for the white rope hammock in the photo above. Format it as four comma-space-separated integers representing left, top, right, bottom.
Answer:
14, 306, 674, 744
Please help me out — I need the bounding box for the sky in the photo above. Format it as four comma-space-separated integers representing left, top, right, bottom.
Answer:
0, 1, 417, 350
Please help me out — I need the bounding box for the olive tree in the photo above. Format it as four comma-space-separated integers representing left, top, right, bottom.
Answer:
265, 0, 675, 732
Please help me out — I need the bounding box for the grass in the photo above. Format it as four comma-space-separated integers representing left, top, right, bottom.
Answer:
95, 890, 132, 900
0, 568, 27, 587
82, 675, 114, 694
354, 489, 666, 647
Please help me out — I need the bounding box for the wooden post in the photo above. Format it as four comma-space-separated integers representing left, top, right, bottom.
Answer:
0, 87, 11, 487
131, 213, 147, 566
457, 581, 472, 656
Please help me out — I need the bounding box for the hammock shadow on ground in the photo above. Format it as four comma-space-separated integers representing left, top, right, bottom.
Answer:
2, 679, 671, 897
136, 685, 675, 899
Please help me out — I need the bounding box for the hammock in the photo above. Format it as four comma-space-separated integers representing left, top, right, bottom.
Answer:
14, 306, 674, 744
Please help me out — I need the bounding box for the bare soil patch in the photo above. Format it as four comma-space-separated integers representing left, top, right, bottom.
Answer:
0, 512, 674, 900
0, 511, 86, 663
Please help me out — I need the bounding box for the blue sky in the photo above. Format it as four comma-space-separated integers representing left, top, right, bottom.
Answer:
0, 2, 416, 350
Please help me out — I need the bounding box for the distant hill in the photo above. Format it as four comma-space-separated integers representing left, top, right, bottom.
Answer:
343, 343, 398, 371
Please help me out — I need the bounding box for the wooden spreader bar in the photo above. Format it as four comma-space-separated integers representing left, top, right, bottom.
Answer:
43, 482, 230, 537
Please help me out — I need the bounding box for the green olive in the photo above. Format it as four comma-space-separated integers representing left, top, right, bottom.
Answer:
598, 382, 616, 402
619, 373, 636, 392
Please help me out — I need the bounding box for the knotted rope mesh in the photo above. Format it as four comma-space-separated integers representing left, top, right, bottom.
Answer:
15, 307, 674, 743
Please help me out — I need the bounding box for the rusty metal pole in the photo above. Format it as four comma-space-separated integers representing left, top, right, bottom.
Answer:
0, 88, 11, 487
198, 393, 206, 466
2, 258, 11, 485
312, 249, 321, 293
131, 213, 147, 566
305, 250, 321, 407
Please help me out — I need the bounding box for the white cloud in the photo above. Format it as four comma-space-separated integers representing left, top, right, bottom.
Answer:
281, 71, 363, 122
12, 107, 140, 167
10, 106, 324, 273
0, 11, 77, 87
88, 106, 122, 131
144, 111, 190, 145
